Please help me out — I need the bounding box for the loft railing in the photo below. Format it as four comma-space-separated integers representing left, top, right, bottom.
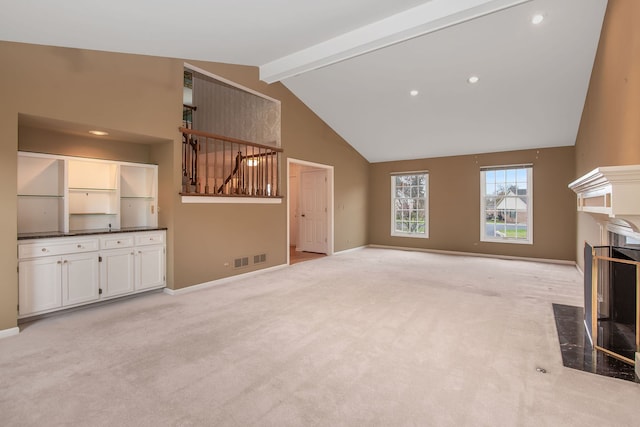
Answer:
182, 105, 198, 189
180, 127, 282, 197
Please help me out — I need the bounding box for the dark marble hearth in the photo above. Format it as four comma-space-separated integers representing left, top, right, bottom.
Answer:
552, 303, 638, 383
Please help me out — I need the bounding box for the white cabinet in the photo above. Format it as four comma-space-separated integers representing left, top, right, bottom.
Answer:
99, 231, 165, 295
62, 252, 100, 306
17, 152, 158, 234
18, 257, 63, 315
100, 247, 135, 297
18, 230, 165, 318
136, 245, 165, 290
133, 231, 165, 290
18, 236, 100, 317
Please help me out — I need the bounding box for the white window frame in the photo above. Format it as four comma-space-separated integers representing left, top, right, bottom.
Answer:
390, 172, 429, 239
480, 165, 533, 245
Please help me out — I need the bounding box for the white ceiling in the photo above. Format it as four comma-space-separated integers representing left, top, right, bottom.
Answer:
1, 0, 607, 162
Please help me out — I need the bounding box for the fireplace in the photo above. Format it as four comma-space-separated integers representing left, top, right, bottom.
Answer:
584, 231, 639, 363
569, 166, 640, 373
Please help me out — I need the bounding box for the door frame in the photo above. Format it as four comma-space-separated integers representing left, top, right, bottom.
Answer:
287, 158, 334, 265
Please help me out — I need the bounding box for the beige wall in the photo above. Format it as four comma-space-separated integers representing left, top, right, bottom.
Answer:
18, 125, 154, 163
369, 147, 576, 261
574, 0, 640, 269
0, 42, 370, 331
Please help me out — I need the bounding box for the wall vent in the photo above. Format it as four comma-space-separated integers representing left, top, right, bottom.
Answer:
234, 257, 249, 268
254, 254, 266, 264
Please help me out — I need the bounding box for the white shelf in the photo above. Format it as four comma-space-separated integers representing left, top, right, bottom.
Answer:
17, 154, 64, 197
68, 159, 118, 190
18, 152, 158, 233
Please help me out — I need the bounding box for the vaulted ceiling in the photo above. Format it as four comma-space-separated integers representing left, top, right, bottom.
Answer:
1, 0, 608, 162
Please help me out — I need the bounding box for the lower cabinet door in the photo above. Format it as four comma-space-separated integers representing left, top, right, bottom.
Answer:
100, 248, 135, 297
62, 252, 100, 307
136, 245, 165, 290
18, 257, 62, 316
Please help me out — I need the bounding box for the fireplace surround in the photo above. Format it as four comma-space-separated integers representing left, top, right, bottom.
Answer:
569, 165, 640, 377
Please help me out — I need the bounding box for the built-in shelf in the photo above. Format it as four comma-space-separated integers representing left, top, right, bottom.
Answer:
18, 152, 158, 234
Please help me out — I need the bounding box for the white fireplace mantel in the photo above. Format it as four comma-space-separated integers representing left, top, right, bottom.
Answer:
568, 165, 640, 232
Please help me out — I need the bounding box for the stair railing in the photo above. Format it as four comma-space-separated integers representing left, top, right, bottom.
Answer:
180, 127, 282, 197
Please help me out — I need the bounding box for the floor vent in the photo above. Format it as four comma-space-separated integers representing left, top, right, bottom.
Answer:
254, 254, 266, 264
234, 257, 249, 268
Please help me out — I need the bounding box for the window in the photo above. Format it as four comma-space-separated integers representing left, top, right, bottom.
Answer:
481, 165, 532, 244
391, 172, 429, 238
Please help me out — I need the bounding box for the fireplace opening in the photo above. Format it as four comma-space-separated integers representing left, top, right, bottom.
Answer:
585, 231, 639, 363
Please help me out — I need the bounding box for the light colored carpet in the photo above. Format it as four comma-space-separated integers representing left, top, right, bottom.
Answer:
0, 248, 638, 426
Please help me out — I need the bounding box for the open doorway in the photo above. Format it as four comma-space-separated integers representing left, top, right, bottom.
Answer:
287, 158, 334, 265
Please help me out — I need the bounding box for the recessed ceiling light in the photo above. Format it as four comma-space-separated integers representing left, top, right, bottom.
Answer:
532, 14, 544, 25
410, 90, 419, 96
89, 130, 109, 136
467, 76, 479, 84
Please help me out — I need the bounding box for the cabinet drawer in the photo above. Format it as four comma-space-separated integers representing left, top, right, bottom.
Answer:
100, 234, 135, 249
19, 238, 99, 259
135, 232, 164, 246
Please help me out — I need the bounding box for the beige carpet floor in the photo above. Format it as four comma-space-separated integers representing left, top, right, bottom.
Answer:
1, 248, 638, 426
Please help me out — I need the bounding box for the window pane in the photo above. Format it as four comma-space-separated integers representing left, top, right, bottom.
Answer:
391, 173, 428, 238
482, 167, 531, 243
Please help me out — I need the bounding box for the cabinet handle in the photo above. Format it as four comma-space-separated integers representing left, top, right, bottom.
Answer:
57, 260, 62, 264
41, 248, 47, 252
77, 244, 83, 248
117, 241, 121, 244
149, 238, 154, 241
138, 251, 142, 254
63, 260, 68, 264
131, 252, 135, 255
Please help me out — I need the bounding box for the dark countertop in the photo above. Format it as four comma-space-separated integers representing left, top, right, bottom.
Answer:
18, 227, 168, 240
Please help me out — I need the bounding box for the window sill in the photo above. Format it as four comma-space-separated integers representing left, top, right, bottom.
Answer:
480, 238, 533, 245
391, 233, 429, 239
181, 195, 282, 204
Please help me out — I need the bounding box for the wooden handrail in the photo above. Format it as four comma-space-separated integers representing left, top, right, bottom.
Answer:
179, 127, 283, 152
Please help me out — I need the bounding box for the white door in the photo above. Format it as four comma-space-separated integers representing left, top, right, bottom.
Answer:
100, 248, 135, 297
18, 257, 62, 316
136, 245, 165, 290
62, 252, 100, 307
299, 169, 327, 253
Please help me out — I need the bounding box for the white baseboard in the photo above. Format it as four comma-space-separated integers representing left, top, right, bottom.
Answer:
368, 244, 576, 266
0, 327, 19, 339
333, 245, 367, 255
164, 264, 288, 296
